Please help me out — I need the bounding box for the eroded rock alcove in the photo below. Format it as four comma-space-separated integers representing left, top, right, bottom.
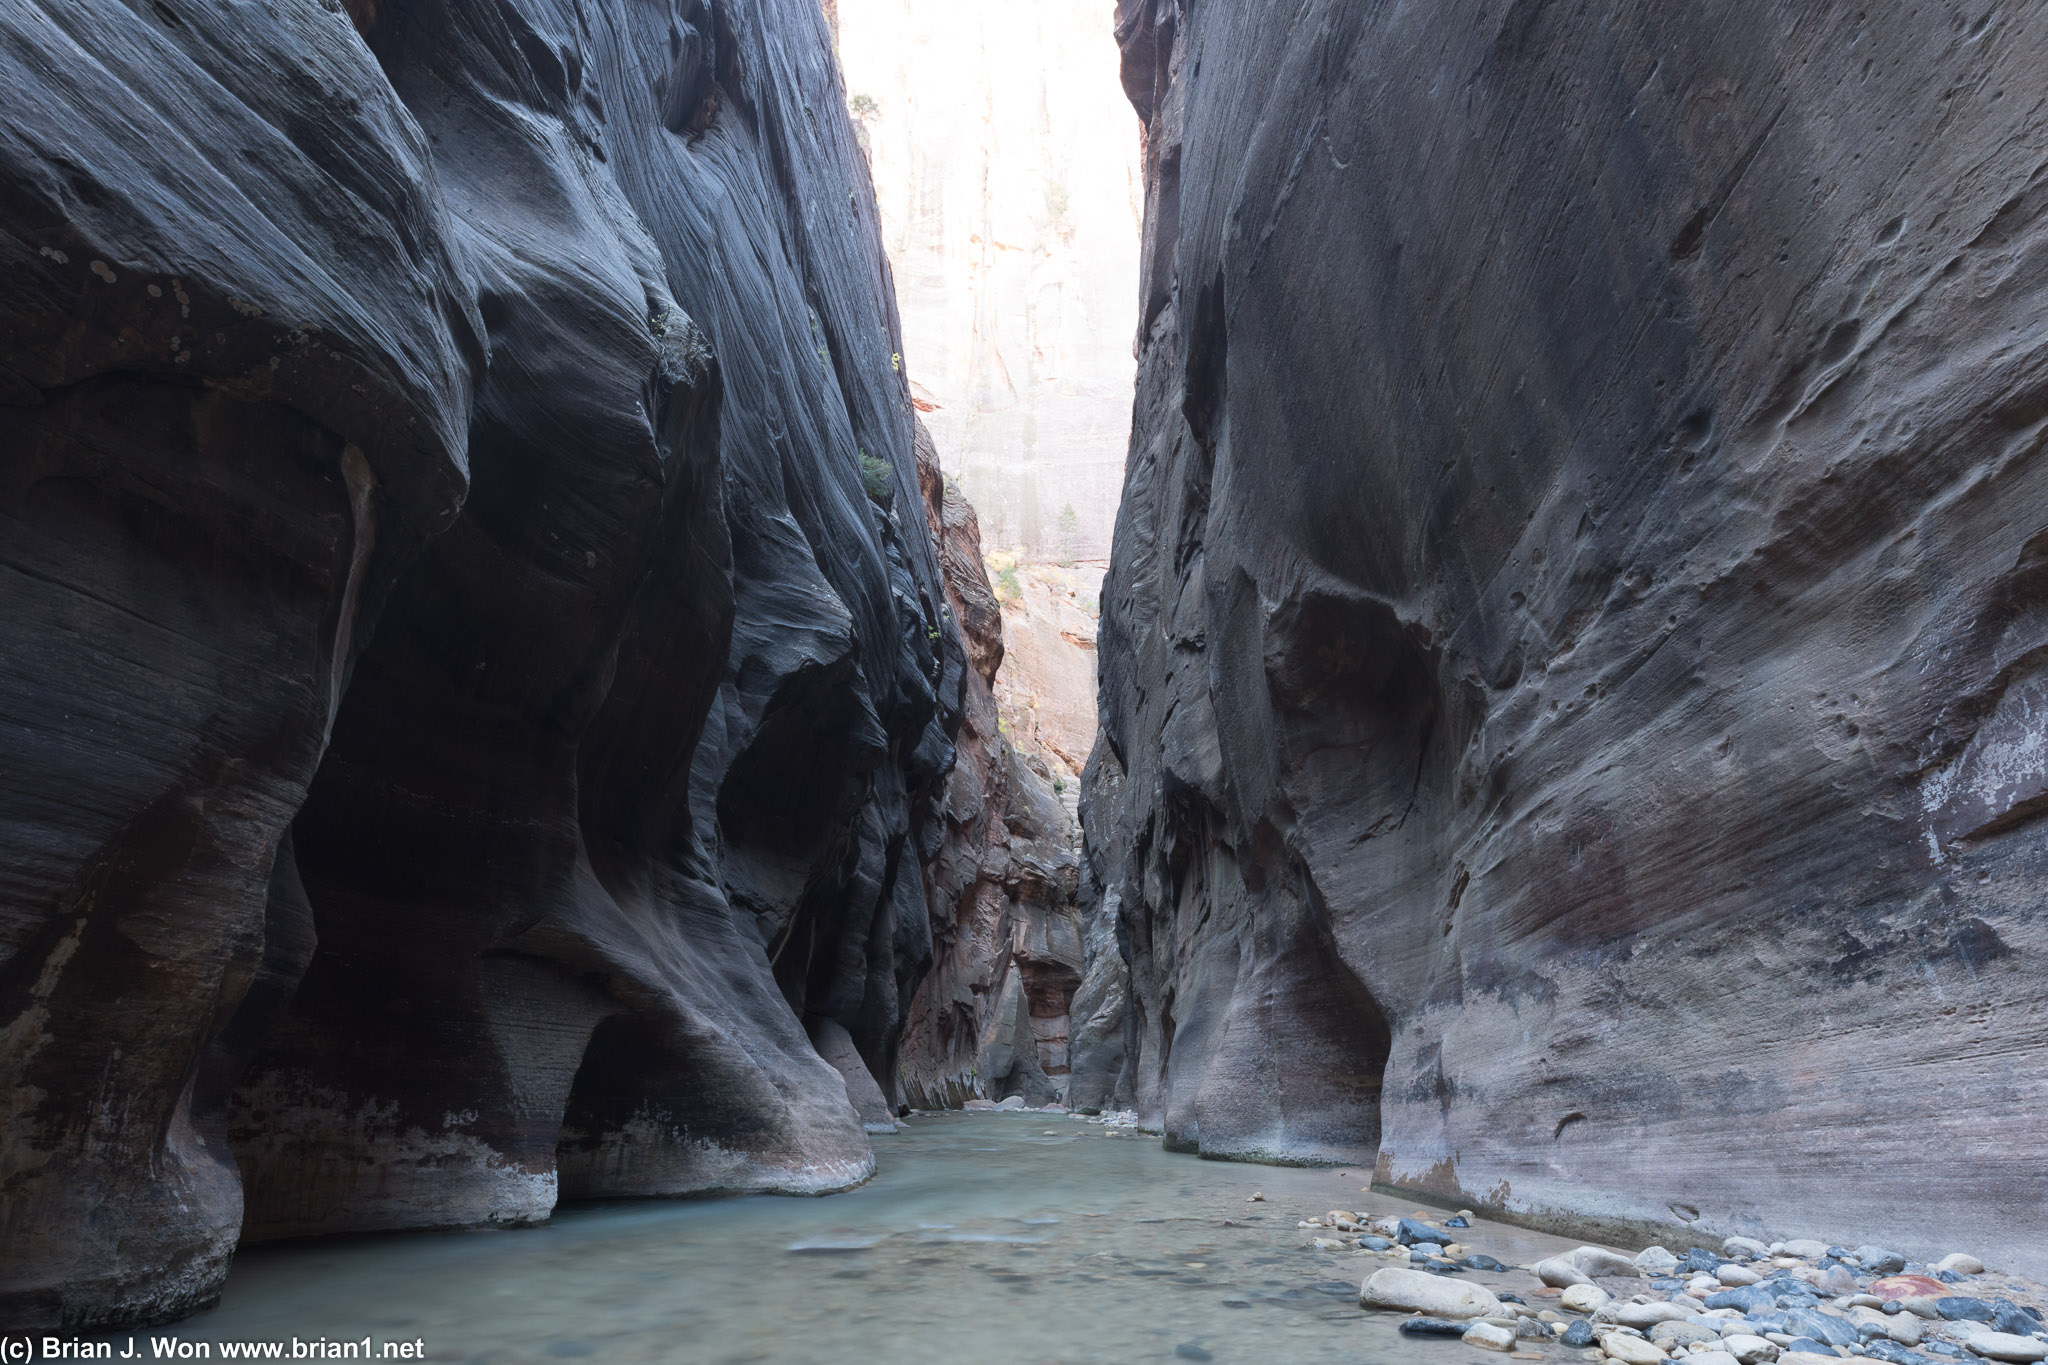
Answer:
1083, 0, 2048, 1276
1, 0, 962, 1328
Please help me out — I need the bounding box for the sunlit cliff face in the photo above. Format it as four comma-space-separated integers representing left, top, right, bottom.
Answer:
835, 0, 1141, 566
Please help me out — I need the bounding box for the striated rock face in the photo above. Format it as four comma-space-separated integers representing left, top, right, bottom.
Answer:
835, 0, 1141, 566
1, 0, 955, 1329
901, 422, 1083, 1109
1090, 0, 2048, 1272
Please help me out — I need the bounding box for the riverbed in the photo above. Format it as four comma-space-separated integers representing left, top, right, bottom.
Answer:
142, 1112, 1593, 1365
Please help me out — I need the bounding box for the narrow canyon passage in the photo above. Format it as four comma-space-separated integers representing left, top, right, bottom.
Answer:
4, 0, 2048, 1356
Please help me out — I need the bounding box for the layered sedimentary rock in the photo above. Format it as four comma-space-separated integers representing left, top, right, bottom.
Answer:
835, 0, 1140, 565
1, 0, 954, 1329
901, 422, 1083, 1108
1090, 0, 2048, 1273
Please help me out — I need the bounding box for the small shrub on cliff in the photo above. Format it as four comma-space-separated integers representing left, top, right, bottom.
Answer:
858, 450, 893, 508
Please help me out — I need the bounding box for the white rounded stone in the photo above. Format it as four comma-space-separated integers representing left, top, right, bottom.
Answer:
1465, 1322, 1519, 1352
1564, 1285, 1614, 1313
1358, 1266, 1503, 1318
1966, 1334, 2048, 1364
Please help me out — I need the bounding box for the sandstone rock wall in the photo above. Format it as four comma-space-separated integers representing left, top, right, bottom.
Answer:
901, 422, 1083, 1109
0, 0, 957, 1329
835, 0, 1141, 566
1089, 0, 2048, 1274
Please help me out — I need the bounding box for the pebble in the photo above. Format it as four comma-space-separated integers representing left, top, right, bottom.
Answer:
1638, 1249, 1684, 1276
1573, 1247, 1647, 1278
1780, 1353, 1850, 1365
1360, 1267, 1503, 1318
1721, 1267, 1764, 1287
1466, 1322, 1521, 1352
1783, 1242, 1833, 1260
1723, 1335, 1779, 1363
1937, 1257, 1985, 1277
1247, 1192, 1265, 1202
1858, 1249, 1910, 1275
1965, 1335, 2048, 1364
1692, 1353, 1743, 1365
1562, 1285, 1614, 1313
1399, 1218, 1456, 1247
1650, 1322, 1726, 1348
1938, 1300, 2000, 1325
1535, 1256, 1596, 1288
1604, 1332, 1672, 1364
1618, 1304, 1699, 1330
1707, 1286, 1782, 1315
1402, 1318, 1475, 1337
1311, 1237, 1347, 1250
1564, 1322, 1598, 1347
1785, 1309, 1861, 1348
1725, 1239, 1775, 1261
1464, 1255, 1511, 1272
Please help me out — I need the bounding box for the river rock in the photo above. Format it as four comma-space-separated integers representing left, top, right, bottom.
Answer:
1619, 1304, 1700, 1330
1939, 1301, 2002, 1325
1565, 1286, 1616, 1313
1727, 1241, 1776, 1262
1651, 1322, 1727, 1348
1564, 1322, 1598, 1348
1404, 1319, 1477, 1337
1709, 1287, 1783, 1315
1786, 1310, 1862, 1348
1400, 1218, 1457, 1247
1603, 1334, 1671, 1365
1725, 1336, 1781, 1362
1722, 1267, 1765, 1287
1361, 1267, 1504, 1318
1964, 1336, 2048, 1363
1537, 1257, 1597, 1288
1859, 1250, 1910, 1275
1877, 1282, 1958, 1305
1639, 1249, 1684, 1276
1936, 1258, 1985, 1277
1574, 1248, 1646, 1279
1466, 1322, 1521, 1352
1693, 1352, 1743, 1365
1783, 1244, 1834, 1261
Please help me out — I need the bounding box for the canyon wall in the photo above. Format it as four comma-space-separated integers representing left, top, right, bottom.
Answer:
902, 423, 1084, 1109
1088, 0, 2048, 1273
0, 0, 957, 1329
835, 0, 1140, 566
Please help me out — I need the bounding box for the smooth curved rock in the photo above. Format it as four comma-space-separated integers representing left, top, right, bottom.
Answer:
1, 0, 958, 1330
1088, 0, 2048, 1276
1359, 1267, 1502, 1319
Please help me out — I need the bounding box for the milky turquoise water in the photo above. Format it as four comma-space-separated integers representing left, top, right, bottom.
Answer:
137, 1112, 1583, 1365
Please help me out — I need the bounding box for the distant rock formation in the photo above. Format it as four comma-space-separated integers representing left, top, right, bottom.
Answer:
835, 0, 1141, 566
1087, 0, 2048, 1275
0, 0, 958, 1329
901, 422, 1083, 1109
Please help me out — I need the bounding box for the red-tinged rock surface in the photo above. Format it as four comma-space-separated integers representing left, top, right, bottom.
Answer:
901, 422, 1084, 1108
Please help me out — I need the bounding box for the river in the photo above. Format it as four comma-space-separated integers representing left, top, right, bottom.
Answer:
136, 1111, 1594, 1364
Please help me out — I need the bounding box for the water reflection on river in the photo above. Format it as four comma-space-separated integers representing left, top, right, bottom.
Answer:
145, 1113, 1582, 1364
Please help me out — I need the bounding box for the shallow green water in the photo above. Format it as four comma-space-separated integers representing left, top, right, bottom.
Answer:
137, 1112, 1577, 1365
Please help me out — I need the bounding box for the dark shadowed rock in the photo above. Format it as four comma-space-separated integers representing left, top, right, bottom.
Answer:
1, 0, 955, 1330
1089, 0, 2048, 1272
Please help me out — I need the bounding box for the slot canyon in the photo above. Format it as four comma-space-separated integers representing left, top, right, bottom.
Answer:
1, 0, 2045, 1360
